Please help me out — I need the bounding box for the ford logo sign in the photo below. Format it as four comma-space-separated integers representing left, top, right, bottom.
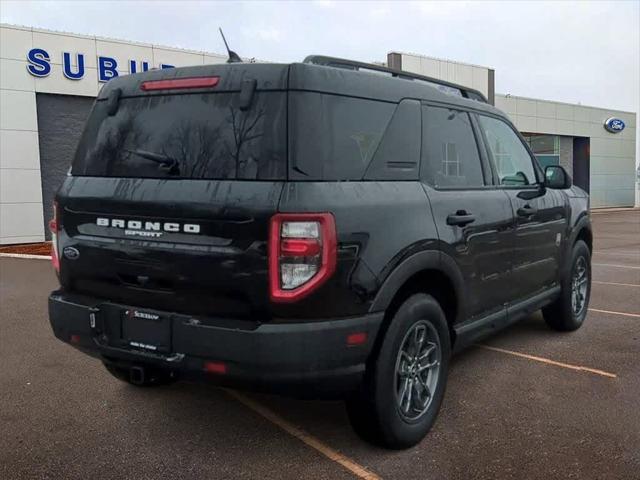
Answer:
63, 246, 80, 260
604, 117, 625, 133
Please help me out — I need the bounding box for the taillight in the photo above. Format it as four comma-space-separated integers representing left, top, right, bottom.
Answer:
49, 201, 60, 273
140, 76, 220, 91
269, 213, 337, 303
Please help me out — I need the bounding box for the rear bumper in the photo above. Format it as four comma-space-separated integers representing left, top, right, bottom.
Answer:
48, 291, 383, 397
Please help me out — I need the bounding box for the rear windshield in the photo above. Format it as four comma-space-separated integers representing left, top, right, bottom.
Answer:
72, 92, 286, 180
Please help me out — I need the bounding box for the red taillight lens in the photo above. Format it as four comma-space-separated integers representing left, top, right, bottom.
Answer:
140, 76, 220, 91
49, 201, 60, 273
269, 213, 337, 303
280, 238, 321, 257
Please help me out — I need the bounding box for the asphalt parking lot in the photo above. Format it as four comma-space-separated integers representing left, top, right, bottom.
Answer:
1, 209, 638, 480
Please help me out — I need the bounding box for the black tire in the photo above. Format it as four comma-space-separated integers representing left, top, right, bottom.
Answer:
542, 239, 591, 332
346, 294, 451, 449
103, 362, 175, 387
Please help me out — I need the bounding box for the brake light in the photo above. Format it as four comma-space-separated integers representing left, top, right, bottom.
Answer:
140, 76, 220, 91
49, 201, 60, 273
269, 213, 337, 303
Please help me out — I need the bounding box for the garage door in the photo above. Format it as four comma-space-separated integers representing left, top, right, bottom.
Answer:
36, 93, 94, 240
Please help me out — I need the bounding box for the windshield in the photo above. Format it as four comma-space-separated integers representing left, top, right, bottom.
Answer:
72, 91, 286, 180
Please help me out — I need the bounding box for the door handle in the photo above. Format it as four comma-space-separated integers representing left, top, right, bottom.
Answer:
517, 205, 538, 217
447, 211, 476, 226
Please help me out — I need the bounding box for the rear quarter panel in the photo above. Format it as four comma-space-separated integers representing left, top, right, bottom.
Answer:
275, 181, 439, 318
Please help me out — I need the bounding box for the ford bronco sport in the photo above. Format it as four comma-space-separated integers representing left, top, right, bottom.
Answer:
48, 56, 592, 449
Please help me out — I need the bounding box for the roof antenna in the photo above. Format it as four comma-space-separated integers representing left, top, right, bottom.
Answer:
219, 28, 242, 63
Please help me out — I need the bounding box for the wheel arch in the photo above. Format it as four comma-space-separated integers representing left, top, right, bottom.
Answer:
575, 224, 593, 253
569, 212, 593, 251
559, 213, 592, 283
369, 251, 466, 355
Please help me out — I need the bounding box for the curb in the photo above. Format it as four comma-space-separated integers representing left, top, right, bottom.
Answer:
591, 207, 639, 214
0, 253, 52, 260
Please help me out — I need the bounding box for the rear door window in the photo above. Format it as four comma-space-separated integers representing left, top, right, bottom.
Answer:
72, 91, 286, 180
421, 106, 485, 188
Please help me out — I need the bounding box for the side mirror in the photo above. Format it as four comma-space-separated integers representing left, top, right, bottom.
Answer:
544, 165, 572, 189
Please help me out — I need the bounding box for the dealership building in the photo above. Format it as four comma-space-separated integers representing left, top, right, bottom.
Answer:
1, 23, 637, 245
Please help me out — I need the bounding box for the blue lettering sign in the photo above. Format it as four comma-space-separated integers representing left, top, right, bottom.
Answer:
98, 56, 119, 82
26, 48, 51, 77
62, 52, 85, 80
27, 48, 181, 81
129, 60, 149, 74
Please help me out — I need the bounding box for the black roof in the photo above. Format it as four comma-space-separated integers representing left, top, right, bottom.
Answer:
96, 57, 505, 119
289, 61, 503, 117
303, 55, 487, 103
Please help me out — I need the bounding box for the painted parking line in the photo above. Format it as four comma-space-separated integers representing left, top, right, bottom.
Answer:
594, 251, 640, 257
590, 209, 640, 214
589, 308, 640, 319
593, 280, 640, 288
225, 390, 382, 480
592, 263, 640, 270
477, 345, 617, 378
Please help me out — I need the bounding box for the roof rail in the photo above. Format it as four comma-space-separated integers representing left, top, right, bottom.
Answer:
303, 55, 488, 103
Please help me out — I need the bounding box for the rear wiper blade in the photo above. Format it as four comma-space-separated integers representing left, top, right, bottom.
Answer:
125, 149, 180, 174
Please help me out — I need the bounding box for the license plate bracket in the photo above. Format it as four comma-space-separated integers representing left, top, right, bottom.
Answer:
121, 308, 171, 353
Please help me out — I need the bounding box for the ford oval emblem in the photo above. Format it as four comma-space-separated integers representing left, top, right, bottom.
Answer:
604, 117, 625, 133
63, 246, 80, 260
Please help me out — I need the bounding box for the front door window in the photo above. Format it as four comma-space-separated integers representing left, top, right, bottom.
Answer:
477, 115, 537, 186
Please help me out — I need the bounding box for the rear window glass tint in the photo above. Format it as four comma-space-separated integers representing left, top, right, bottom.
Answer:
364, 99, 421, 180
421, 106, 485, 188
72, 92, 286, 180
289, 92, 395, 180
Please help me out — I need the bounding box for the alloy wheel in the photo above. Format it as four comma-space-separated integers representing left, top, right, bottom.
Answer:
571, 256, 589, 316
394, 320, 441, 421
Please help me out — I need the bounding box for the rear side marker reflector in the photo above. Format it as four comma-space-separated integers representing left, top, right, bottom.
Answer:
70, 334, 81, 344
347, 332, 368, 346
204, 361, 227, 374
140, 76, 220, 91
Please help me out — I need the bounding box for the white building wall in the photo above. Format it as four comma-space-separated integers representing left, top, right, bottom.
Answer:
496, 94, 637, 208
1, 25, 43, 244
0, 24, 226, 244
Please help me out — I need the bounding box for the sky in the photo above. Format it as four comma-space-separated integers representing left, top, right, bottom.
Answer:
1, 0, 639, 114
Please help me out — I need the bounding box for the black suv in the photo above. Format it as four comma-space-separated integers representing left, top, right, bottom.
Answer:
48, 56, 592, 449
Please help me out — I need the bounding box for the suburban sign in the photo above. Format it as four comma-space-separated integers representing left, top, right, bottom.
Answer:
26, 47, 175, 82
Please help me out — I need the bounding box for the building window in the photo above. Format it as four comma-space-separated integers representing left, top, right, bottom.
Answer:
522, 133, 559, 155
522, 133, 560, 169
